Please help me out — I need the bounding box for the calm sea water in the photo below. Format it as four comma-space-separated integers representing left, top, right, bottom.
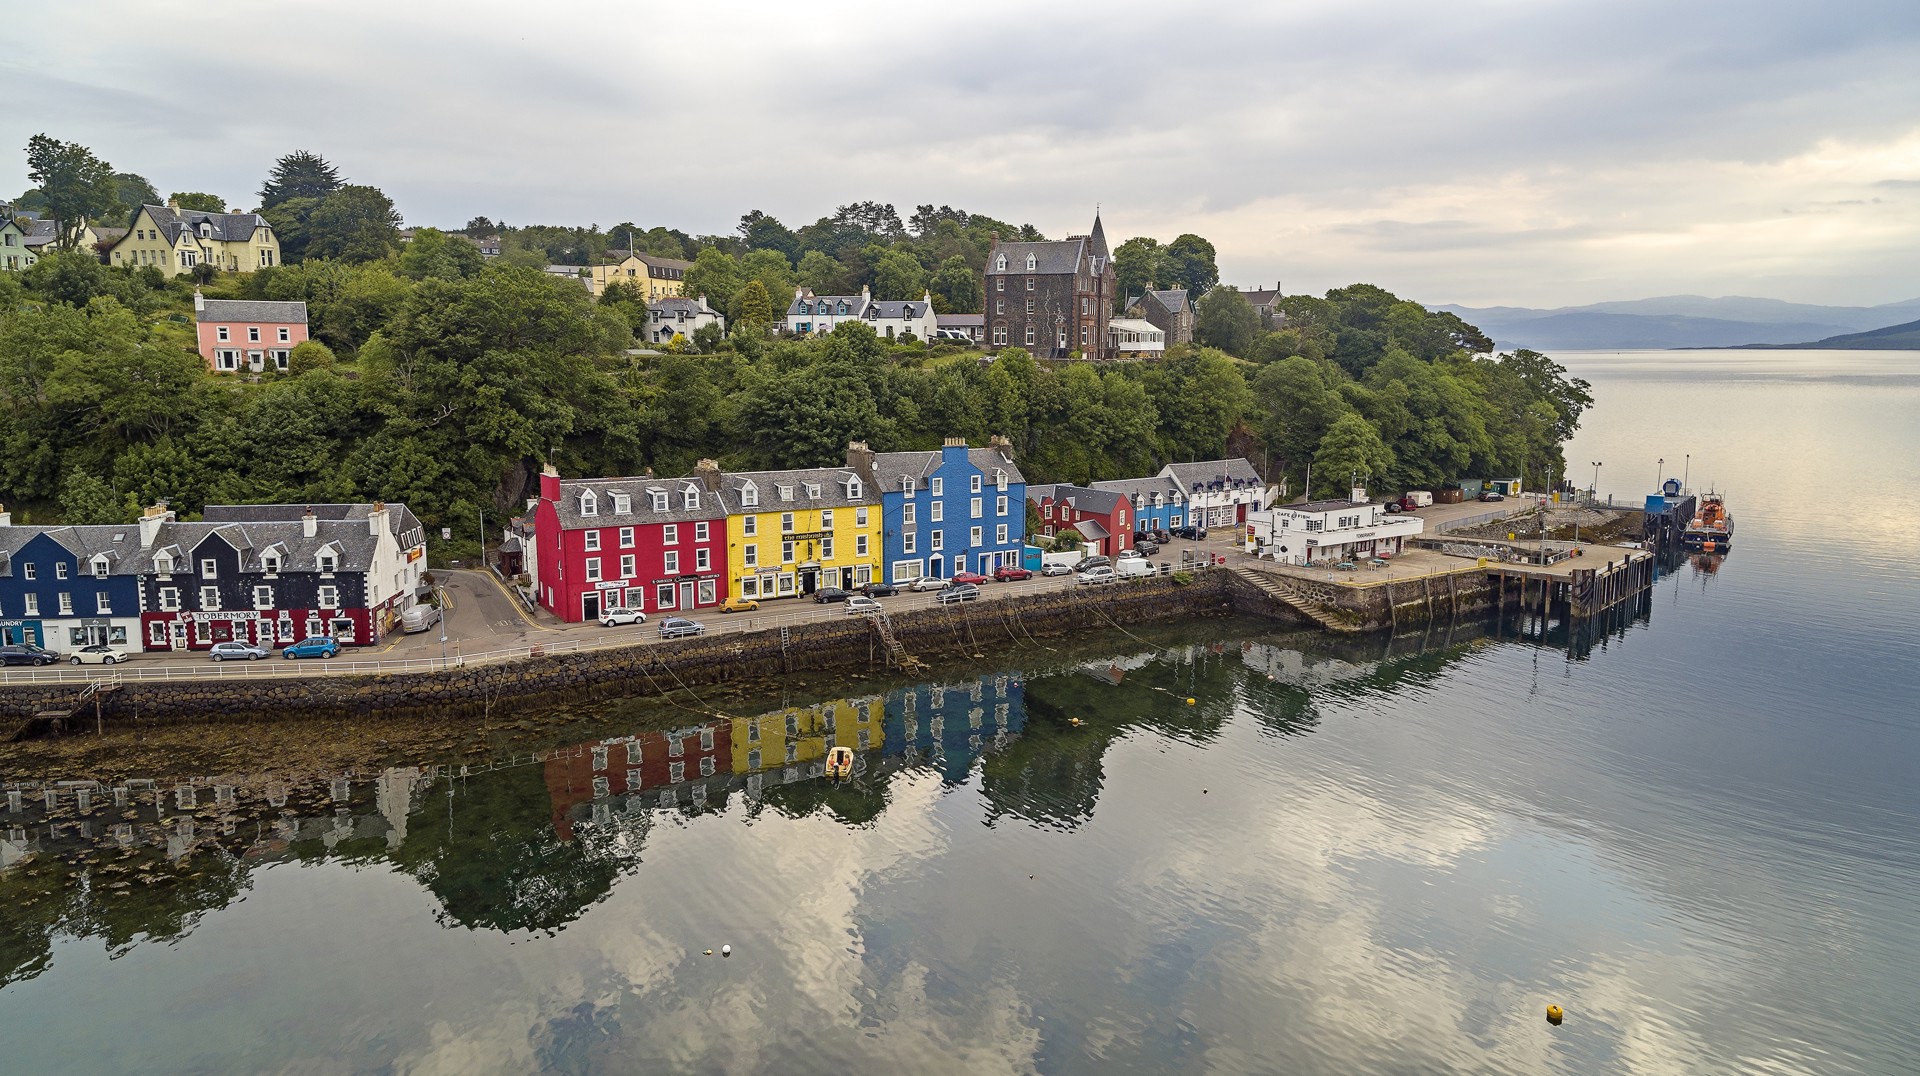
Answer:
2, 350, 1917, 1075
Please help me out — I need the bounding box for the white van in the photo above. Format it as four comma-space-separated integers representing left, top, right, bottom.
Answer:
1115, 557, 1157, 579
1041, 549, 1081, 573
401, 604, 442, 634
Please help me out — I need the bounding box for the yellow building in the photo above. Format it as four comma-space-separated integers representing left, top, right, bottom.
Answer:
586, 253, 690, 299
707, 463, 883, 601
107, 202, 281, 276
731, 695, 886, 776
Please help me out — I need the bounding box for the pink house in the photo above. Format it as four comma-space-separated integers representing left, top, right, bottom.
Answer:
195, 290, 310, 373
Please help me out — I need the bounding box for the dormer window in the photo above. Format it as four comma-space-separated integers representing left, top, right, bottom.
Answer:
804, 483, 821, 499
682, 486, 700, 510
199, 223, 212, 238
994, 469, 1008, 490
846, 479, 862, 499
994, 253, 1007, 271
900, 476, 914, 493
651, 490, 669, 512
318, 552, 338, 574
777, 485, 793, 501
155, 554, 173, 574
740, 483, 758, 507
611, 493, 631, 514
263, 554, 280, 575
1025, 253, 1036, 271
91, 555, 111, 578
580, 490, 597, 516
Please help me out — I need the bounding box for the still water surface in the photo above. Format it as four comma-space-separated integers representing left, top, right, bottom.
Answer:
1, 350, 1917, 1074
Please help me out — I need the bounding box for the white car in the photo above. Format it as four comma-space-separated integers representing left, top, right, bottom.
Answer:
69, 644, 129, 665
1075, 566, 1117, 586
845, 595, 883, 616
1041, 563, 1074, 576
908, 576, 948, 592
599, 607, 647, 626
1117, 549, 1145, 560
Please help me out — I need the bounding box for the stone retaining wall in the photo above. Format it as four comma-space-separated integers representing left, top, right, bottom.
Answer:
1, 574, 1237, 728
1226, 568, 1498, 632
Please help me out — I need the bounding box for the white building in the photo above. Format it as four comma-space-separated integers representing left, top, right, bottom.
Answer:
863, 292, 937, 341
645, 295, 725, 345
786, 286, 936, 341
1162, 459, 1272, 529
1107, 317, 1165, 357
1243, 494, 1424, 565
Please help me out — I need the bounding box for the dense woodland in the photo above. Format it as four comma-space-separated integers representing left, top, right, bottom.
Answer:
4, 142, 1592, 555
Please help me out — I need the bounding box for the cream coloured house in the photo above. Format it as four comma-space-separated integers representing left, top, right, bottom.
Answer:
107, 202, 281, 276
0, 208, 32, 271
585, 252, 689, 299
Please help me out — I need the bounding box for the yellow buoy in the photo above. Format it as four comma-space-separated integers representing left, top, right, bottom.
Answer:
1546, 1005, 1563, 1025
1186, 697, 1196, 706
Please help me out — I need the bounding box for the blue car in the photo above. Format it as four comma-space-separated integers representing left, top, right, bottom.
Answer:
281, 636, 340, 659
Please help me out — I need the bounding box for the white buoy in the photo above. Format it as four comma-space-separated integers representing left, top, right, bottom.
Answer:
721, 944, 732, 957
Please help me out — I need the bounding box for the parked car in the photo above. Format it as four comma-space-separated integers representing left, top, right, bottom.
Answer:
1479, 490, 1506, 502
1074, 555, 1111, 573
951, 570, 991, 586
69, 644, 129, 666
813, 587, 851, 604
209, 641, 269, 661
599, 607, 647, 626
1134, 540, 1161, 556
935, 583, 980, 604
908, 575, 949, 592
401, 604, 443, 633
1040, 562, 1074, 577
845, 595, 884, 616
1116, 548, 1145, 561
1171, 525, 1208, 540
281, 636, 341, 660
658, 617, 705, 639
0, 643, 60, 666
993, 564, 1033, 581
720, 596, 760, 613
1076, 566, 1118, 585
861, 581, 899, 597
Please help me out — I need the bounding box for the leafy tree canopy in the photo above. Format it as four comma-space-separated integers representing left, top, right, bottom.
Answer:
259, 150, 343, 208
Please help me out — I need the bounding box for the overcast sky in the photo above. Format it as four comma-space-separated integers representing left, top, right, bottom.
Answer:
6, 0, 1919, 308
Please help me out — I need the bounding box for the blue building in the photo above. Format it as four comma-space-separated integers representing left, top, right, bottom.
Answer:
0, 521, 146, 649
849, 437, 1027, 585
884, 672, 1027, 784
1090, 475, 1189, 535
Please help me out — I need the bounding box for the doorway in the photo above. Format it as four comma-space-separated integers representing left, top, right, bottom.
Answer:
582, 591, 602, 621
679, 580, 696, 610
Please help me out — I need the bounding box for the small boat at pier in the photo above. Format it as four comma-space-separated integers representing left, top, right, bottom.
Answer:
826, 746, 854, 781
1683, 492, 1733, 551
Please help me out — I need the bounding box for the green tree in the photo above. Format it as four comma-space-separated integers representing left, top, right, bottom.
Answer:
928, 255, 982, 314
870, 248, 927, 301
305, 185, 403, 263
259, 150, 343, 208
397, 227, 485, 281
733, 279, 773, 334
20, 251, 113, 307
165, 189, 227, 212
259, 196, 318, 262
738, 248, 795, 306
1140, 347, 1253, 461
1313, 412, 1394, 489
1250, 355, 1351, 483
1193, 286, 1259, 355
680, 247, 743, 312
111, 173, 160, 211
795, 249, 846, 293
737, 210, 799, 259
24, 135, 118, 250
287, 339, 337, 375
56, 470, 123, 524
1164, 234, 1219, 295
1113, 237, 1168, 308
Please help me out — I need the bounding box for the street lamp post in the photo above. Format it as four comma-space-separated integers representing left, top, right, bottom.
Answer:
1591, 460, 1602, 495
1657, 457, 1664, 492
1683, 454, 1690, 494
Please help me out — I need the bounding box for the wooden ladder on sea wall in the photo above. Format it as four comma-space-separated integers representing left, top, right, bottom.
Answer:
1230, 568, 1362, 634
866, 612, 928, 673
3, 674, 121, 742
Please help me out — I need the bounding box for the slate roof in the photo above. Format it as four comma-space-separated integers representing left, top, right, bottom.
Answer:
551, 475, 727, 530
1163, 459, 1264, 494
0, 525, 145, 569
1241, 286, 1283, 308
201, 503, 425, 547
935, 313, 984, 327
868, 447, 1026, 492
1092, 475, 1183, 502
987, 237, 1088, 277
137, 204, 271, 245
1139, 289, 1189, 315
126, 520, 381, 575
788, 292, 869, 317
197, 298, 308, 324
865, 299, 930, 320
23, 218, 59, 248
650, 296, 721, 317
1026, 483, 1126, 515
712, 467, 878, 515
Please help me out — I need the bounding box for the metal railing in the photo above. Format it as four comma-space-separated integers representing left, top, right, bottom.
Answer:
0, 566, 1222, 687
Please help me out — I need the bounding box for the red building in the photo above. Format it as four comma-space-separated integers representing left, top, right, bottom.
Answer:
194, 292, 310, 374
1026, 484, 1135, 557
543, 722, 732, 840
534, 465, 729, 622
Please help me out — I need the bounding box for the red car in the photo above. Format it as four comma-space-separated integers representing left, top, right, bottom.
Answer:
993, 565, 1033, 581
951, 570, 992, 586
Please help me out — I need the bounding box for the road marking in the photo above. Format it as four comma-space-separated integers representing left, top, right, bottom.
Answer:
472, 570, 560, 632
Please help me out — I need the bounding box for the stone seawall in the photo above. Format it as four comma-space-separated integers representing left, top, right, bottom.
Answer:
0, 575, 1238, 728
1225, 567, 1498, 633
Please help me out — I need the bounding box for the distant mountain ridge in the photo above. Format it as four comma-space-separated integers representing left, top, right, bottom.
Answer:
1437, 295, 1920, 350
1735, 318, 1920, 350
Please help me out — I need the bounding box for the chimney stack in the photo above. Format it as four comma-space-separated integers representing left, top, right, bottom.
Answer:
302, 506, 318, 538
0, 502, 10, 528
845, 440, 876, 482
193, 287, 205, 313
368, 500, 389, 537
692, 458, 724, 493
138, 501, 174, 546
989, 434, 1014, 461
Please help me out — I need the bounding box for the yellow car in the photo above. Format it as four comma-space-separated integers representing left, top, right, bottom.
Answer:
719, 596, 759, 613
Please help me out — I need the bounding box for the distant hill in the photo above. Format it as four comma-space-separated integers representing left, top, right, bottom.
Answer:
1437, 295, 1920, 350
1736, 318, 1920, 350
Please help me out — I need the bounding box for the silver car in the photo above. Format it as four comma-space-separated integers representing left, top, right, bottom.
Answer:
209, 640, 270, 661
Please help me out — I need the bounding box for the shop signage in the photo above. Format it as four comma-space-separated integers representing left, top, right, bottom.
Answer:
186, 611, 260, 623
